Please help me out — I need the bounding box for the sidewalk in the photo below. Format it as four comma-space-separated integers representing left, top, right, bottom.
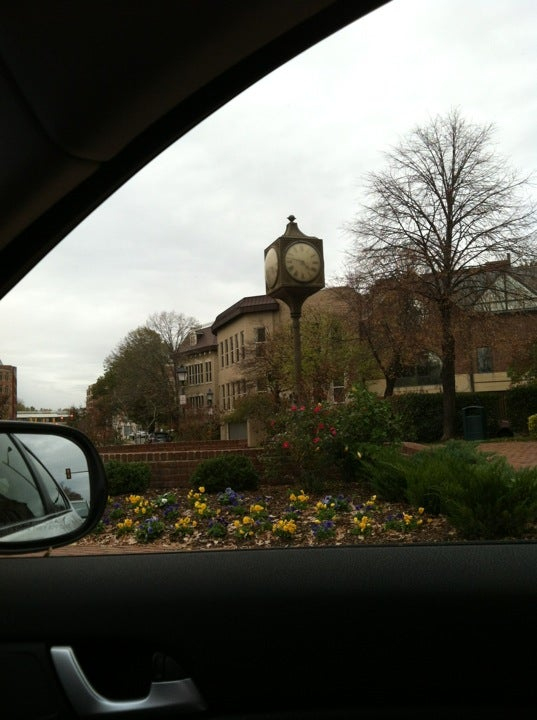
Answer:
402, 440, 537, 469
478, 440, 537, 469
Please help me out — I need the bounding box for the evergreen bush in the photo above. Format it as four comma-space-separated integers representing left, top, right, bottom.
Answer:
439, 458, 537, 540
404, 441, 487, 515
505, 385, 537, 434
189, 453, 259, 493
104, 460, 151, 495
357, 445, 409, 503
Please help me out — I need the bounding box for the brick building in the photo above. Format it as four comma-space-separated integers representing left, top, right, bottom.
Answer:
0, 360, 17, 419
179, 258, 537, 419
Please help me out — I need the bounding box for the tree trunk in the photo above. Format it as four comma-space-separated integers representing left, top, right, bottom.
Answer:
384, 375, 396, 397
440, 307, 457, 440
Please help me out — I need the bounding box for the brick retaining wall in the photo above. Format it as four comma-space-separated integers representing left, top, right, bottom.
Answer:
98, 440, 265, 489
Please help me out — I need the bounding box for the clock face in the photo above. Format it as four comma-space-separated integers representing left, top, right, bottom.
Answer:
264, 247, 279, 288
284, 241, 321, 282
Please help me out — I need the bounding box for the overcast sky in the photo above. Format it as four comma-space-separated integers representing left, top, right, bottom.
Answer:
1, 0, 536, 411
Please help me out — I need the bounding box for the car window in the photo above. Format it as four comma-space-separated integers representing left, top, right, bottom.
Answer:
1, 0, 537, 552
15, 434, 90, 506
0, 433, 46, 519
16, 440, 72, 514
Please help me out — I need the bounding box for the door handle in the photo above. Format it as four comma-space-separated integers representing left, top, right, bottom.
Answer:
51, 646, 206, 717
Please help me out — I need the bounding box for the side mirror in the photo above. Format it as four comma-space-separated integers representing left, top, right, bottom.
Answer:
0, 421, 107, 554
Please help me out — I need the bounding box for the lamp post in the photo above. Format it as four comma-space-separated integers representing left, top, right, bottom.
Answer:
176, 366, 187, 433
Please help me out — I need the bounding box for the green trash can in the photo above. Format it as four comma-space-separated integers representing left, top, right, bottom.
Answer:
462, 405, 486, 441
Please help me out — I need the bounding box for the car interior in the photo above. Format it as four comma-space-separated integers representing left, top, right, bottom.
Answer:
2, 1, 537, 719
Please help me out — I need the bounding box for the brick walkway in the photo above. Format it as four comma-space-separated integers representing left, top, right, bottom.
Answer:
402, 440, 537, 469
478, 441, 537, 469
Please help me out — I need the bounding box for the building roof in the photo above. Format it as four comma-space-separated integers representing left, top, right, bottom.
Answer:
179, 325, 218, 357
211, 295, 280, 333
454, 258, 537, 312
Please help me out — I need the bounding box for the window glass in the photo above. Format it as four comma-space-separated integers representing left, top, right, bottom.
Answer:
0, 434, 45, 519
477, 347, 493, 373
1, 0, 536, 550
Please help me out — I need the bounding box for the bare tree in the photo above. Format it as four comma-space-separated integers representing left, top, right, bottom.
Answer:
146, 310, 199, 401
346, 109, 537, 438
344, 271, 432, 396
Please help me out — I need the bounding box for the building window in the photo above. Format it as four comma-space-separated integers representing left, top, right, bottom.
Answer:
254, 327, 266, 343
477, 346, 493, 373
254, 327, 266, 358
396, 351, 442, 388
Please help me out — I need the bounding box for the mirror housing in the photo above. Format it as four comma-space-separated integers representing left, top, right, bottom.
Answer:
0, 421, 108, 554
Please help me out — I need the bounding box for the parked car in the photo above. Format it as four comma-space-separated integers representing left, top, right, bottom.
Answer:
1, 2, 537, 720
148, 431, 173, 443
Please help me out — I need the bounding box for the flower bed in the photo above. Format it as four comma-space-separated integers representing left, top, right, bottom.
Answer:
75, 484, 458, 551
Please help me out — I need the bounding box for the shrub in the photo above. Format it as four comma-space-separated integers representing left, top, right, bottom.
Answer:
506, 385, 537, 434
260, 402, 346, 491
356, 444, 409, 503
528, 414, 537, 437
189, 453, 259, 493
337, 385, 403, 446
104, 460, 151, 495
260, 388, 403, 492
439, 458, 537, 540
388, 393, 443, 442
404, 441, 489, 515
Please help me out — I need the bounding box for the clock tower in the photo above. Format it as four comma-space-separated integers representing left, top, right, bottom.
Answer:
263, 216, 325, 403
264, 215, 325, 310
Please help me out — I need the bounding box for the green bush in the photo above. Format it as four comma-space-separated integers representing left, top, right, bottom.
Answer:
389, 390, 526, 441
439, 458, 537, 540
259, 389, 403, 492
355, 444, 409, 502
337, 385, 403, 446
189, 453, 259, 493
528, 414, 537, 437
104, 460, 151, 495
356, 440, 537, 539
505, 385, 537, 434
260, 402, 347, 491
401, 441, 489, 515
389, 393, 443, 442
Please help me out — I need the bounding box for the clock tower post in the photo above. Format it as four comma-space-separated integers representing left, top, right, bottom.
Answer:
263, 216, 325, 404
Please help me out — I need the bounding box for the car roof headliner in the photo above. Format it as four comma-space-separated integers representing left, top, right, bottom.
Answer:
0, 0, 389, 300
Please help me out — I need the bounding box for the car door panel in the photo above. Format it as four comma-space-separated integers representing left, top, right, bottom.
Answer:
2, 545, 537, 718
